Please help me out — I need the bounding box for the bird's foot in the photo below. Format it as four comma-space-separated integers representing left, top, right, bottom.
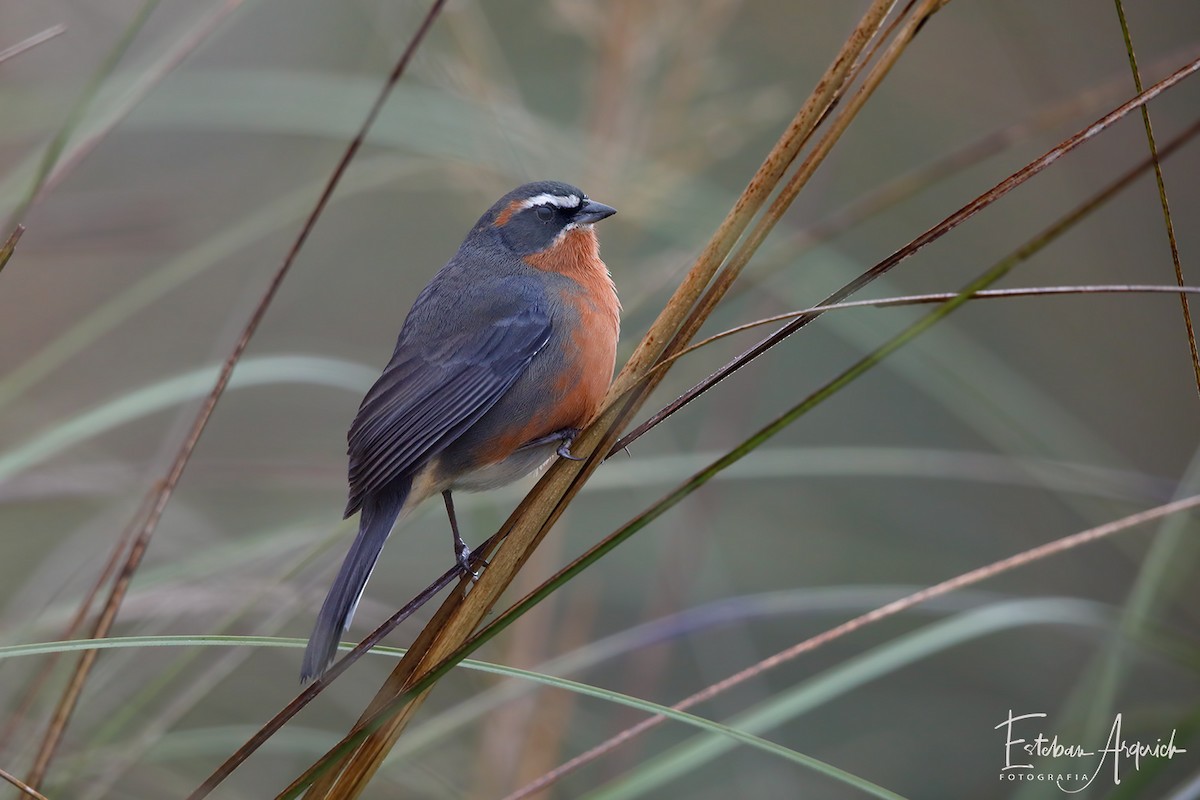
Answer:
518, 428, 585, 460
556, 439, 584, 461
456, 542, 485, 581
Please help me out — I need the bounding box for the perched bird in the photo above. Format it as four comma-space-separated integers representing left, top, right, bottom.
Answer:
301, 180, 619, 681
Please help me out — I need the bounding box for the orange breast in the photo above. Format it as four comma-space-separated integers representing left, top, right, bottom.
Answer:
555, 282, 618, 428
510, 226, 620, 447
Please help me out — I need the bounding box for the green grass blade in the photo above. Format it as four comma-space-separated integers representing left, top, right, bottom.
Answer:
0, 634, 870, 793
0, 355, 374, 481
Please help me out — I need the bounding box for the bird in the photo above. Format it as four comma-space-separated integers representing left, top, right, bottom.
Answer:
301, 180, 619, 681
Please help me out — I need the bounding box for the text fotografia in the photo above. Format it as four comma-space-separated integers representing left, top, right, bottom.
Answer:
996, 711, 1187, 793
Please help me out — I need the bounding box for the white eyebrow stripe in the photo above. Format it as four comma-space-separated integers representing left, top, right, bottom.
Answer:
521, 193, 581, 210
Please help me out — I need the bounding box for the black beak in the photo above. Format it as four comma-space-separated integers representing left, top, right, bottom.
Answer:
575, 199, 617, 225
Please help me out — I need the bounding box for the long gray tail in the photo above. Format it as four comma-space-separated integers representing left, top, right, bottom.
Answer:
301, 490, 406, 682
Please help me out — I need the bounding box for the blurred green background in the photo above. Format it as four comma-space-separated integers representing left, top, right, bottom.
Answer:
2, 1, 1199, 798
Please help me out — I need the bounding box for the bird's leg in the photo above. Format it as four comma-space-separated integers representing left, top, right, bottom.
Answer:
443, 490, 482, 579
518, 428, 584, 461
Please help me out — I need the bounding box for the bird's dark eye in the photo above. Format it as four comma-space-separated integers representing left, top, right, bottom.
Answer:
535, 206, 554, 222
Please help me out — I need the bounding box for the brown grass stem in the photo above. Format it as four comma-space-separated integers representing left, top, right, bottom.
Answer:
1113, 0, 1198, 397
0, 226, 24, 277
667, 284, 1200, 372
666, 0, 950, 372
0, 767, 49, 800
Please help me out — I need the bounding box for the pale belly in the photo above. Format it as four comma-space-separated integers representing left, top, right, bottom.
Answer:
450, 441, 557, 492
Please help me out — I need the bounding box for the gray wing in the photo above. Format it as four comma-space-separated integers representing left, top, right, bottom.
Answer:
344, 305, 552, 516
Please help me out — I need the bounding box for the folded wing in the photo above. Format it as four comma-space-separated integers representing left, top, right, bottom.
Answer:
344, 305, 552, 516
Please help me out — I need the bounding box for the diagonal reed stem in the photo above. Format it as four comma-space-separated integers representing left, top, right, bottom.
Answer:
1113, 0, 1199, 397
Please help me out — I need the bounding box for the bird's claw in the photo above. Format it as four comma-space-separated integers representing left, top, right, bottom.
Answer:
556, 441, 584, 461
457, 544, 485, 580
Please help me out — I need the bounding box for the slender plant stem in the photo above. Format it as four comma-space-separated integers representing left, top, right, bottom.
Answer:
0, 767, 50, 800
668, 283, 1200, 367
1113, 0, 1198, 396
0, 225, 25, 276
0, 25, 66, 66
663, 0, 948, 377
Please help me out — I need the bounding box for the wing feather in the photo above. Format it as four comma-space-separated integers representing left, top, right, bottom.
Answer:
344, 306, 551, 516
